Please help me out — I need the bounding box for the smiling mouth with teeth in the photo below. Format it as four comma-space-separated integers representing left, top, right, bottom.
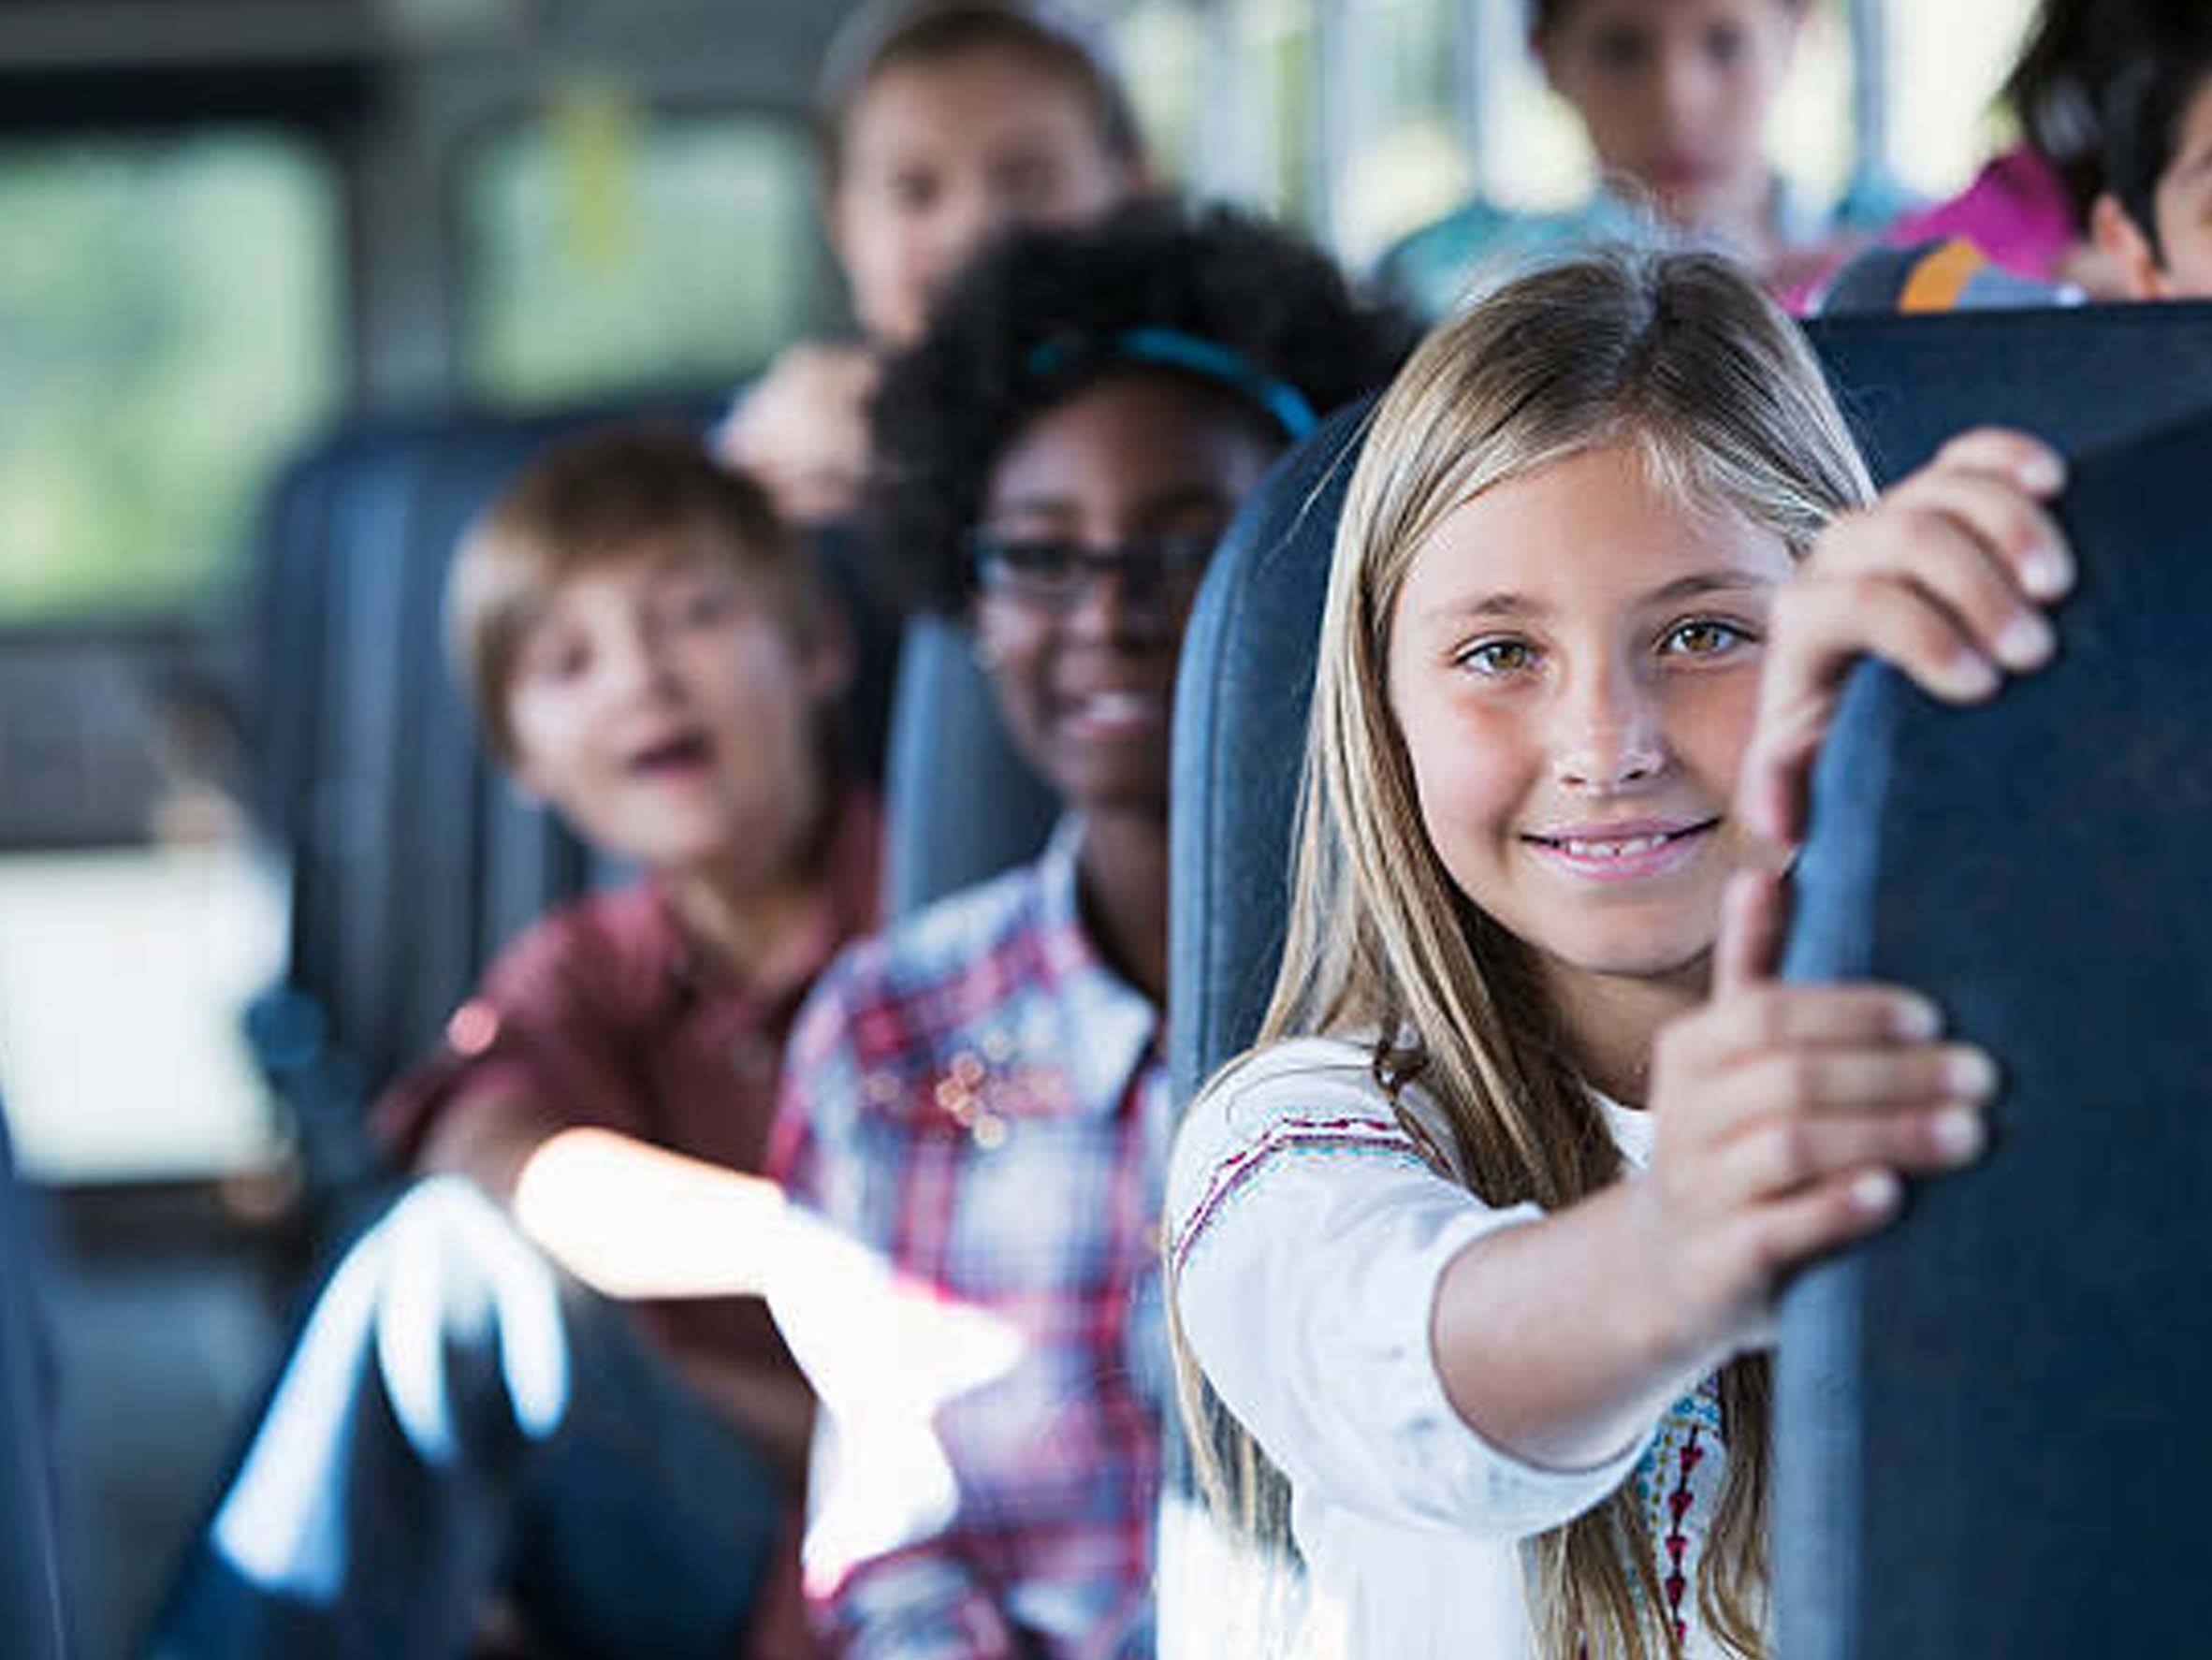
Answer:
1525, 823, 1716, 859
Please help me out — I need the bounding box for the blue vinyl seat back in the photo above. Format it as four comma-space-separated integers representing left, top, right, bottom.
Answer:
1773, 407, 2212, 1658
880, 614, 1057, 918
1167, 302, 2212, 1112
246, 395, 899, 1193
1167, 399, 1372, 1107
1803, 299, 2212, 476
0, 1110, 65, 1660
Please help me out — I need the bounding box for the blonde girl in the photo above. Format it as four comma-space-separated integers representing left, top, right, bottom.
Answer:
1166, 251, 2072, 1659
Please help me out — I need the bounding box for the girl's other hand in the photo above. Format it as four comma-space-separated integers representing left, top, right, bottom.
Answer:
1637, 869, 1994, 1361
1739, 429, 2072, 847
714, 342, 882, 528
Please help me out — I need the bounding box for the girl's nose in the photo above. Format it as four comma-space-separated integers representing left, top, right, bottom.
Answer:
1657, 44, 1717, 127
1549, 668, 1665, 790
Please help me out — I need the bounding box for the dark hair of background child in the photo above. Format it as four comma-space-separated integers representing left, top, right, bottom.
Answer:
2100, 5, 2212, 253
866, 197, 1417, 615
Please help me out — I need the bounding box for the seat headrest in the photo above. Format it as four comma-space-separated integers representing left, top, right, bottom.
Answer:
880, 614, 1058, 918
1775, 406, 2212, 1658
1168, 397, 1373, 1107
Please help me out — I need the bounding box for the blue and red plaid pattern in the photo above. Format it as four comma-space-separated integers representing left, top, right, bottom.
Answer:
769, 825, 1169, 1660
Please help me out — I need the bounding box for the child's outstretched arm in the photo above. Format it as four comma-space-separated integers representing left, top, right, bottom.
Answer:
1431, 869, 1993, 1472
1739, 427, 2074, 846
1431, 431, 2073, 1473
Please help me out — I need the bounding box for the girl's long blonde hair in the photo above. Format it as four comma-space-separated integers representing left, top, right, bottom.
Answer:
1171, 251, 1874, 1660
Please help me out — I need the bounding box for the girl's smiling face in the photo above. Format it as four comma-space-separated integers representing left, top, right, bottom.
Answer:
1386, 441, 1793, 999
974, 372, 1278, 819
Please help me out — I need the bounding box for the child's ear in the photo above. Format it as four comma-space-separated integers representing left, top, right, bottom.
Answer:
2091, 192, 2172, 301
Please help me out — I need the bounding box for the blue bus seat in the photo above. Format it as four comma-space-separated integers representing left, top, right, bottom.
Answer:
0, 1110, 66, 1660
1773, 405, 2212, 1658
1166, 397, 1372, 1108
880, 614, 1056, 918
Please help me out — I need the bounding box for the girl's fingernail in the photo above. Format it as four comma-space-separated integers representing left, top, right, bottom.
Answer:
1890, 997, 1942, 1040
1945, 1049, 2000, 1099
1852, 1170, 1902, 1215
2018, 452, 2064, 492
1952, 654, 2001, 698
1997, 612, 2055, 670
2022, 545, 2074, 600
1931, 1106, 1986, 1163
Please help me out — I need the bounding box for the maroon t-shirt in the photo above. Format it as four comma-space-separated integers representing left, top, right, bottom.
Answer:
376, 790, 881, 1372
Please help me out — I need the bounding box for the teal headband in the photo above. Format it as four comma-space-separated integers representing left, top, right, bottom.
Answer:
1025, 326, 1320, 441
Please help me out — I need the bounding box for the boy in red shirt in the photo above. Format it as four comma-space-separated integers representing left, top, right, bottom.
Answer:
165, 428, 874, 1658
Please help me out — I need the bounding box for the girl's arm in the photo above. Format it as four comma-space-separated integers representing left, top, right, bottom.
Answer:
1437, 430, 2074, 1471
1433, 875, 1991, 1470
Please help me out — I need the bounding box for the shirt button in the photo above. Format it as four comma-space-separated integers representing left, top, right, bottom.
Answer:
970, 1113, 1009, 1151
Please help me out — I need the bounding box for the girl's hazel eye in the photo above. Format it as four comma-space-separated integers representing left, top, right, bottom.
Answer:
1458, 637, 1538, 677
1660, 618, 1752, 658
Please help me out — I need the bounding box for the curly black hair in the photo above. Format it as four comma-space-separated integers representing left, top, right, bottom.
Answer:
866, 197, 1416, 614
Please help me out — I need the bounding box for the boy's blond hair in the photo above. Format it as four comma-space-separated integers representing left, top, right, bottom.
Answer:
446, 425, 820, 764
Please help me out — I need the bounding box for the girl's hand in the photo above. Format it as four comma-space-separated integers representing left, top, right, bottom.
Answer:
1637, 869, 1994, 1361
1739, 429, 2073, 847
713, 342, 881, 528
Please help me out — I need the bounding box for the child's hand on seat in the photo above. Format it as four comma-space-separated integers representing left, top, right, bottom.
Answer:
714, 342, 881, 527
1739, 428, 2073, 848
1636, 869, 1996, 1361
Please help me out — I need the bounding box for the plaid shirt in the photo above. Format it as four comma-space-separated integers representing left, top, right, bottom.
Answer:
769, 823, 1169, 1659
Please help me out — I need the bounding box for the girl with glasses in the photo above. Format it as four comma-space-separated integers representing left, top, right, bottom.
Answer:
764, 198, 1407, 1655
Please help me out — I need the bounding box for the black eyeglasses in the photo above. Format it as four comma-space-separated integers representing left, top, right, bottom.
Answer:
968, 529, 1220, 610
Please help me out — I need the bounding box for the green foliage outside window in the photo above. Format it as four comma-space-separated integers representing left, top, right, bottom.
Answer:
462, 93, 826, 406
0, 135, 340, 619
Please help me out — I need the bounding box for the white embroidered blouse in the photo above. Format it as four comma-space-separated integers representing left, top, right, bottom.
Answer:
1165, 1037, 1737, 1660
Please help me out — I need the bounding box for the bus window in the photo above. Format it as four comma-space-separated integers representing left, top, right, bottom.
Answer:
1326, 0, 1476, 266
1113, 0, 1207, 182
0, 132, 340, 619
458, 90, 829, 405
0, 128, 336, 1186
1202, 0, 1322, 227
1880, 0, 2039, 197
